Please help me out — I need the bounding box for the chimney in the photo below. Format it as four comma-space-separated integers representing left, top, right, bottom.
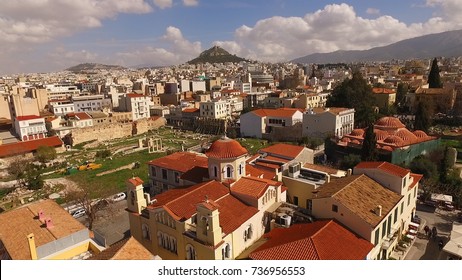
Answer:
347, 169, 352, 176
27, 234, 38, 260
375, 205, 382, 217
45, 217, 54, 229
38, 210, 45, 223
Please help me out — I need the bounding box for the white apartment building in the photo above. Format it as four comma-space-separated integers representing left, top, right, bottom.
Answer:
240, 108, 303, 139
67, 112, 93, 128
302, 107, 355, 138
72, 95, 112, 113
119, 93, 151, 121
48, 99, 75, 116
200, 100, 228, 119
45, 84, 80, 100
15, 115, 47, 141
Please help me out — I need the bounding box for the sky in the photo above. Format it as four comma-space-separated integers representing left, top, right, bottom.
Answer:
1, 0, 462, 75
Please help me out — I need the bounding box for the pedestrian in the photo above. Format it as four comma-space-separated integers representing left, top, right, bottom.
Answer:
438, 239, 444, 250
424, 225, 429, 235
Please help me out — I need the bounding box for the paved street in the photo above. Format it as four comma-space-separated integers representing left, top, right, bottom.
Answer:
405, 203, 459, 260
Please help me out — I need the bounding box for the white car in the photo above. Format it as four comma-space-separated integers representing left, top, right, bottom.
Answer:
111, 192, 126, 202
72, 208, 86, 219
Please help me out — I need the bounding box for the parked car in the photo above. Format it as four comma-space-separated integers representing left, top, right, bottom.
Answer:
111, 192, 126, 202
72, 208, 86, 219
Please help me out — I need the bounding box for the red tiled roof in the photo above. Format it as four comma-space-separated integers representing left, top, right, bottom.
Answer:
148, 152, 208, 173
0, 136, 62, 158
215, 194, 259, 234
311, 107, 352, 115
355, 161, 409, 178
231, 176, 275, 199
303, 163, 341, 175
127, 93, 145, 98
246, 164, 276, 180
74, 112, 92, 120
249, 220, 373, 260
205, 137, 247, 159
183, 108, 199, 113
409, 173, 423, 190
262, 155, 290, 163
254, 161, 280, 170
252, 108, 301, 118
259, 143, 304, 159
127, 177, 144, 187
180, 166, 209, 183
16, 115, 42, 121
372, 88, 396, 94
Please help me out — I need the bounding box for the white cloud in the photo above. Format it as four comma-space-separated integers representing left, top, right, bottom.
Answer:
183, 0, 199, 6
47, 47, 100, 68
366, 8, 380, 15
0, 0, 153, 43
116, 26, 201, 66
152, 0, 173, 9
221, 3, 462, 62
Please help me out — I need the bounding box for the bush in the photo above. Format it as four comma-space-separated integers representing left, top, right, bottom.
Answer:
96, 149, 111, 158
35, 146, 57, 163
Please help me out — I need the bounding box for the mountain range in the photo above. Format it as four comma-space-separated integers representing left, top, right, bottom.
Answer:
292, 29, 462, 64
66, 63, 126, 72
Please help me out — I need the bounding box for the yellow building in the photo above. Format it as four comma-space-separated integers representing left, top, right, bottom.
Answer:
0, 199, 104, 260
127, 137, 287, 260
372, 88, 396, 109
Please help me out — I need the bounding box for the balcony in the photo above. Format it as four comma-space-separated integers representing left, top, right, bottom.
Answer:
381, 225, 400, 250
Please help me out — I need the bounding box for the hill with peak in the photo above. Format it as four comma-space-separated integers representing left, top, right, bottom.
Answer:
188, 46, 248, 64
66, 63, 126, 72
292, 29, 462, 64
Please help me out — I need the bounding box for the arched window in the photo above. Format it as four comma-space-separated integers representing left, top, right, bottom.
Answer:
238, 163, 243, 175
222, 243, 231, 259
157, 231, 163, 246
186, 244, 196, 260
201, 216, 208, 235
244, 224, 253, 241
142, 224, 150, 240
224, 165, 233, 178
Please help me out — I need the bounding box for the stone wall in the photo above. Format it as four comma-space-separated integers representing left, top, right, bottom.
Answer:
70, 117, 166, 145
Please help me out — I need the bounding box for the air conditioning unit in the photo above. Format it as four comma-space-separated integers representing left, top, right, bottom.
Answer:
288, 162, 301, 178
280, 214, 292, 227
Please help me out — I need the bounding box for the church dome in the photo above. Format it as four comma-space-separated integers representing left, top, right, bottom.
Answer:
381, 145, 394, 152
206, 136, 248, 159
375, 117, 405, 129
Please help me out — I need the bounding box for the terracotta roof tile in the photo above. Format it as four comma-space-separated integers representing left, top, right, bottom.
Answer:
249, 220, 373, 260
251, 108, 301, 118
246, 164, 276, 180
148, 152, 208, 173
355, 161, 409, 178
214, 194, 259, 234
311, 107, 352, 115
303, 163, 342, 175
89, 237, 154, 260
372, 88, 396, 94
183, 108, 200, 113
259, 143, 304, 159
205, 137, 247, 159
180, 166, 209, 183
313, 175, 402, 227
127, 93, 146, 98
127, 177, 144, 186
0, 199, 87, 260
16, 115, 42, 121
0, 136, 63, 158
409, 173, 423, 190
231, 176, 277, 199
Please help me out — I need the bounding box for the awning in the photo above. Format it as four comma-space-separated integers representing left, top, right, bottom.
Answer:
431, 193, 453, 203
409, 221, 420, 228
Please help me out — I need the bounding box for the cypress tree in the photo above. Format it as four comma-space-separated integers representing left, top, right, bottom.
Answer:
428, 58, 442, 88
361, 124, 377, 161
414, 101, 431, 132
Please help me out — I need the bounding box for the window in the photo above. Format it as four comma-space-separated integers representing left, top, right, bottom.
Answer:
130, 191, 135, 206
174, 172, 180, 184
222, 243, 231, 259
213, 166, 218, 177
374, 228, 380, 245
186, 244, 196, 260
394, 208, 398, 224
332, 204, 338, 212
162, 169, 168, 180
306, 199, 312, 212
407, 194, 411, 206
244, 224, 253, 242
238, 163, 244, 176
293, 196, 299, 206
382, 221, 387, 238
414, 187, 417, 198
225, 165, 233, 178
400, 202, 404, 214
142, 224, 150, 240
403, 177, 407, 188
151, 166, 157, 177
387, 215, 392, 235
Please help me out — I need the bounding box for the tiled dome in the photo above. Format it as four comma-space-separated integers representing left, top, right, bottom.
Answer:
383, 135, 405, 146
350, 129, 365, 137
375, 117, 406, 129
413, 130, 429, 138
374, 129, 389, 141
206, 136, 248, 159
340, 137, 351, 143
395, 129, 418, 145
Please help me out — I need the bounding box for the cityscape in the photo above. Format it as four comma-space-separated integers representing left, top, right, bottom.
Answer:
1, 1, 462, 262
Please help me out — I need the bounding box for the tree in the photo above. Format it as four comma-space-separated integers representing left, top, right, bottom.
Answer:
299, 136, 324, 150
396, 83, 408, 107
327, 71, 376, 127
414, 101, 431, 132
65, 182, 114, 230
35, 145, 57, 163
409, 155, 438, 180
340, 154, 361, 170
361, 124, 377, 161
428, 58, 442, 88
